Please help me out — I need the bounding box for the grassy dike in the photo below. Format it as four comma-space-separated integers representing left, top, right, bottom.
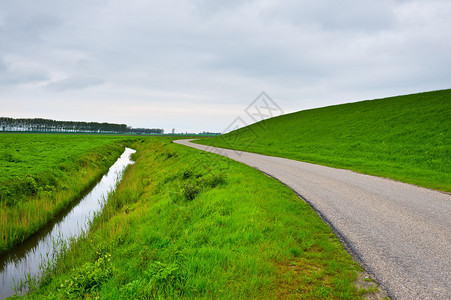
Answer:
24, 137, 378, 299
196, 89, 451, 192
0, 136, 132, 254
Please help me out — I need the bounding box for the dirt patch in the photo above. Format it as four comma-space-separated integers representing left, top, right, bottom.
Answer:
355, 271, 390, 299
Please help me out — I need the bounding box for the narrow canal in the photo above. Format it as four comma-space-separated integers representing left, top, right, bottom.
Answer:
0, 148, 136, 299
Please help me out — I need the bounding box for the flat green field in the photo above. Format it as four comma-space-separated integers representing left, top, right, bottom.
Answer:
197, 89, 451, 192
27, 138, 379, 299
0, 134, 129, 182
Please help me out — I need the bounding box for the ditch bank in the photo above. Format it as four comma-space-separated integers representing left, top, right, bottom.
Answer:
0, 148, 136, 299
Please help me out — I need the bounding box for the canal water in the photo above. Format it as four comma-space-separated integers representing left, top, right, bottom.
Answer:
0, 148, 136, 299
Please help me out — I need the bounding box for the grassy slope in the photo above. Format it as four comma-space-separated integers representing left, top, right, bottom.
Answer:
25, 138, 378, 299
0, 134, 136, 254
197, 89, 451, 192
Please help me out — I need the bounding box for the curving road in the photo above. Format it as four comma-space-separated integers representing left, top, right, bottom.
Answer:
174, 139, 451, 300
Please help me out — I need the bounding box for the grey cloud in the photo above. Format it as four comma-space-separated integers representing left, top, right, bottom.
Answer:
0, 58, 50, 85
46, 76, 105, 91
192, 0, 246, 16
0, 59, 6, 71
0, 12, 61, 52
278, 0, 397, 32
0, 72, 49, 85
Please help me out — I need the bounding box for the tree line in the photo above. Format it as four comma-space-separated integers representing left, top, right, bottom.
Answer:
0, 117, 164, 134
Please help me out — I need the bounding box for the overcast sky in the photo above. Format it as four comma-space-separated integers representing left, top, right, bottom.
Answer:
1, 0, 450, 133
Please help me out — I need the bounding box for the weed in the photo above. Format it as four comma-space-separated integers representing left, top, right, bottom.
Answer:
204, 172, 227, 188
58, 253, 114, 298
182, 170, 193, 179
358, 285, 380, 295
0, 174, 38, 206
182, 183, 200, 201
163, 150, 177, 160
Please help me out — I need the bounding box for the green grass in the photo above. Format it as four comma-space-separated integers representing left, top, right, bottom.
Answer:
0, 133, 136, 254
196, 89, 451, 192
23, 137, 370, 299
0, 134, 132, 182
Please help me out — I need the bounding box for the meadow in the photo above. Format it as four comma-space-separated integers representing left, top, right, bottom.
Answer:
22, 137, 381, 299
0, 134, 131, 182
0, 134, 135, 254
197, 89, 451, 192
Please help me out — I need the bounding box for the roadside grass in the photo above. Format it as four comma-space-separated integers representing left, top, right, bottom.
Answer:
196, 89, 451, 192
0, 134, 136, 254
24, 137, 370, 299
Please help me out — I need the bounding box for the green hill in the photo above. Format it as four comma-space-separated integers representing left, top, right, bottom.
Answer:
197, 89, 451, 192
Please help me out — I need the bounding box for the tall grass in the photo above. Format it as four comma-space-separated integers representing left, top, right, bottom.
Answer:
197, 89, 451, 191
26, 138, 378, 299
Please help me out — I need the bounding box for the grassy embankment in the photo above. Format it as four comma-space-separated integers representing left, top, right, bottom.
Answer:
24, 137, 379, 299
0, 134, 135, 254
197, 89, 451, 192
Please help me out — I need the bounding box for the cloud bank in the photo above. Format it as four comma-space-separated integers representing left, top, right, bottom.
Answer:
0, 0, 450, 132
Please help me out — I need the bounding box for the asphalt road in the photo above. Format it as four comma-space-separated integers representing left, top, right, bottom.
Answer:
174, 139, 451, 300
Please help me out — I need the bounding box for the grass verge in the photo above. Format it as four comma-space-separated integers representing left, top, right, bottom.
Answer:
21, 137, 377, 299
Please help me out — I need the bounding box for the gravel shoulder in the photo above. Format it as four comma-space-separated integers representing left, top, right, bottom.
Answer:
174, 139, 451, 300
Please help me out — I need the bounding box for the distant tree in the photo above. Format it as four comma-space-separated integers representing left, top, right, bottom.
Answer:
129, 128, 164, 134
0, 117, 163, 134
